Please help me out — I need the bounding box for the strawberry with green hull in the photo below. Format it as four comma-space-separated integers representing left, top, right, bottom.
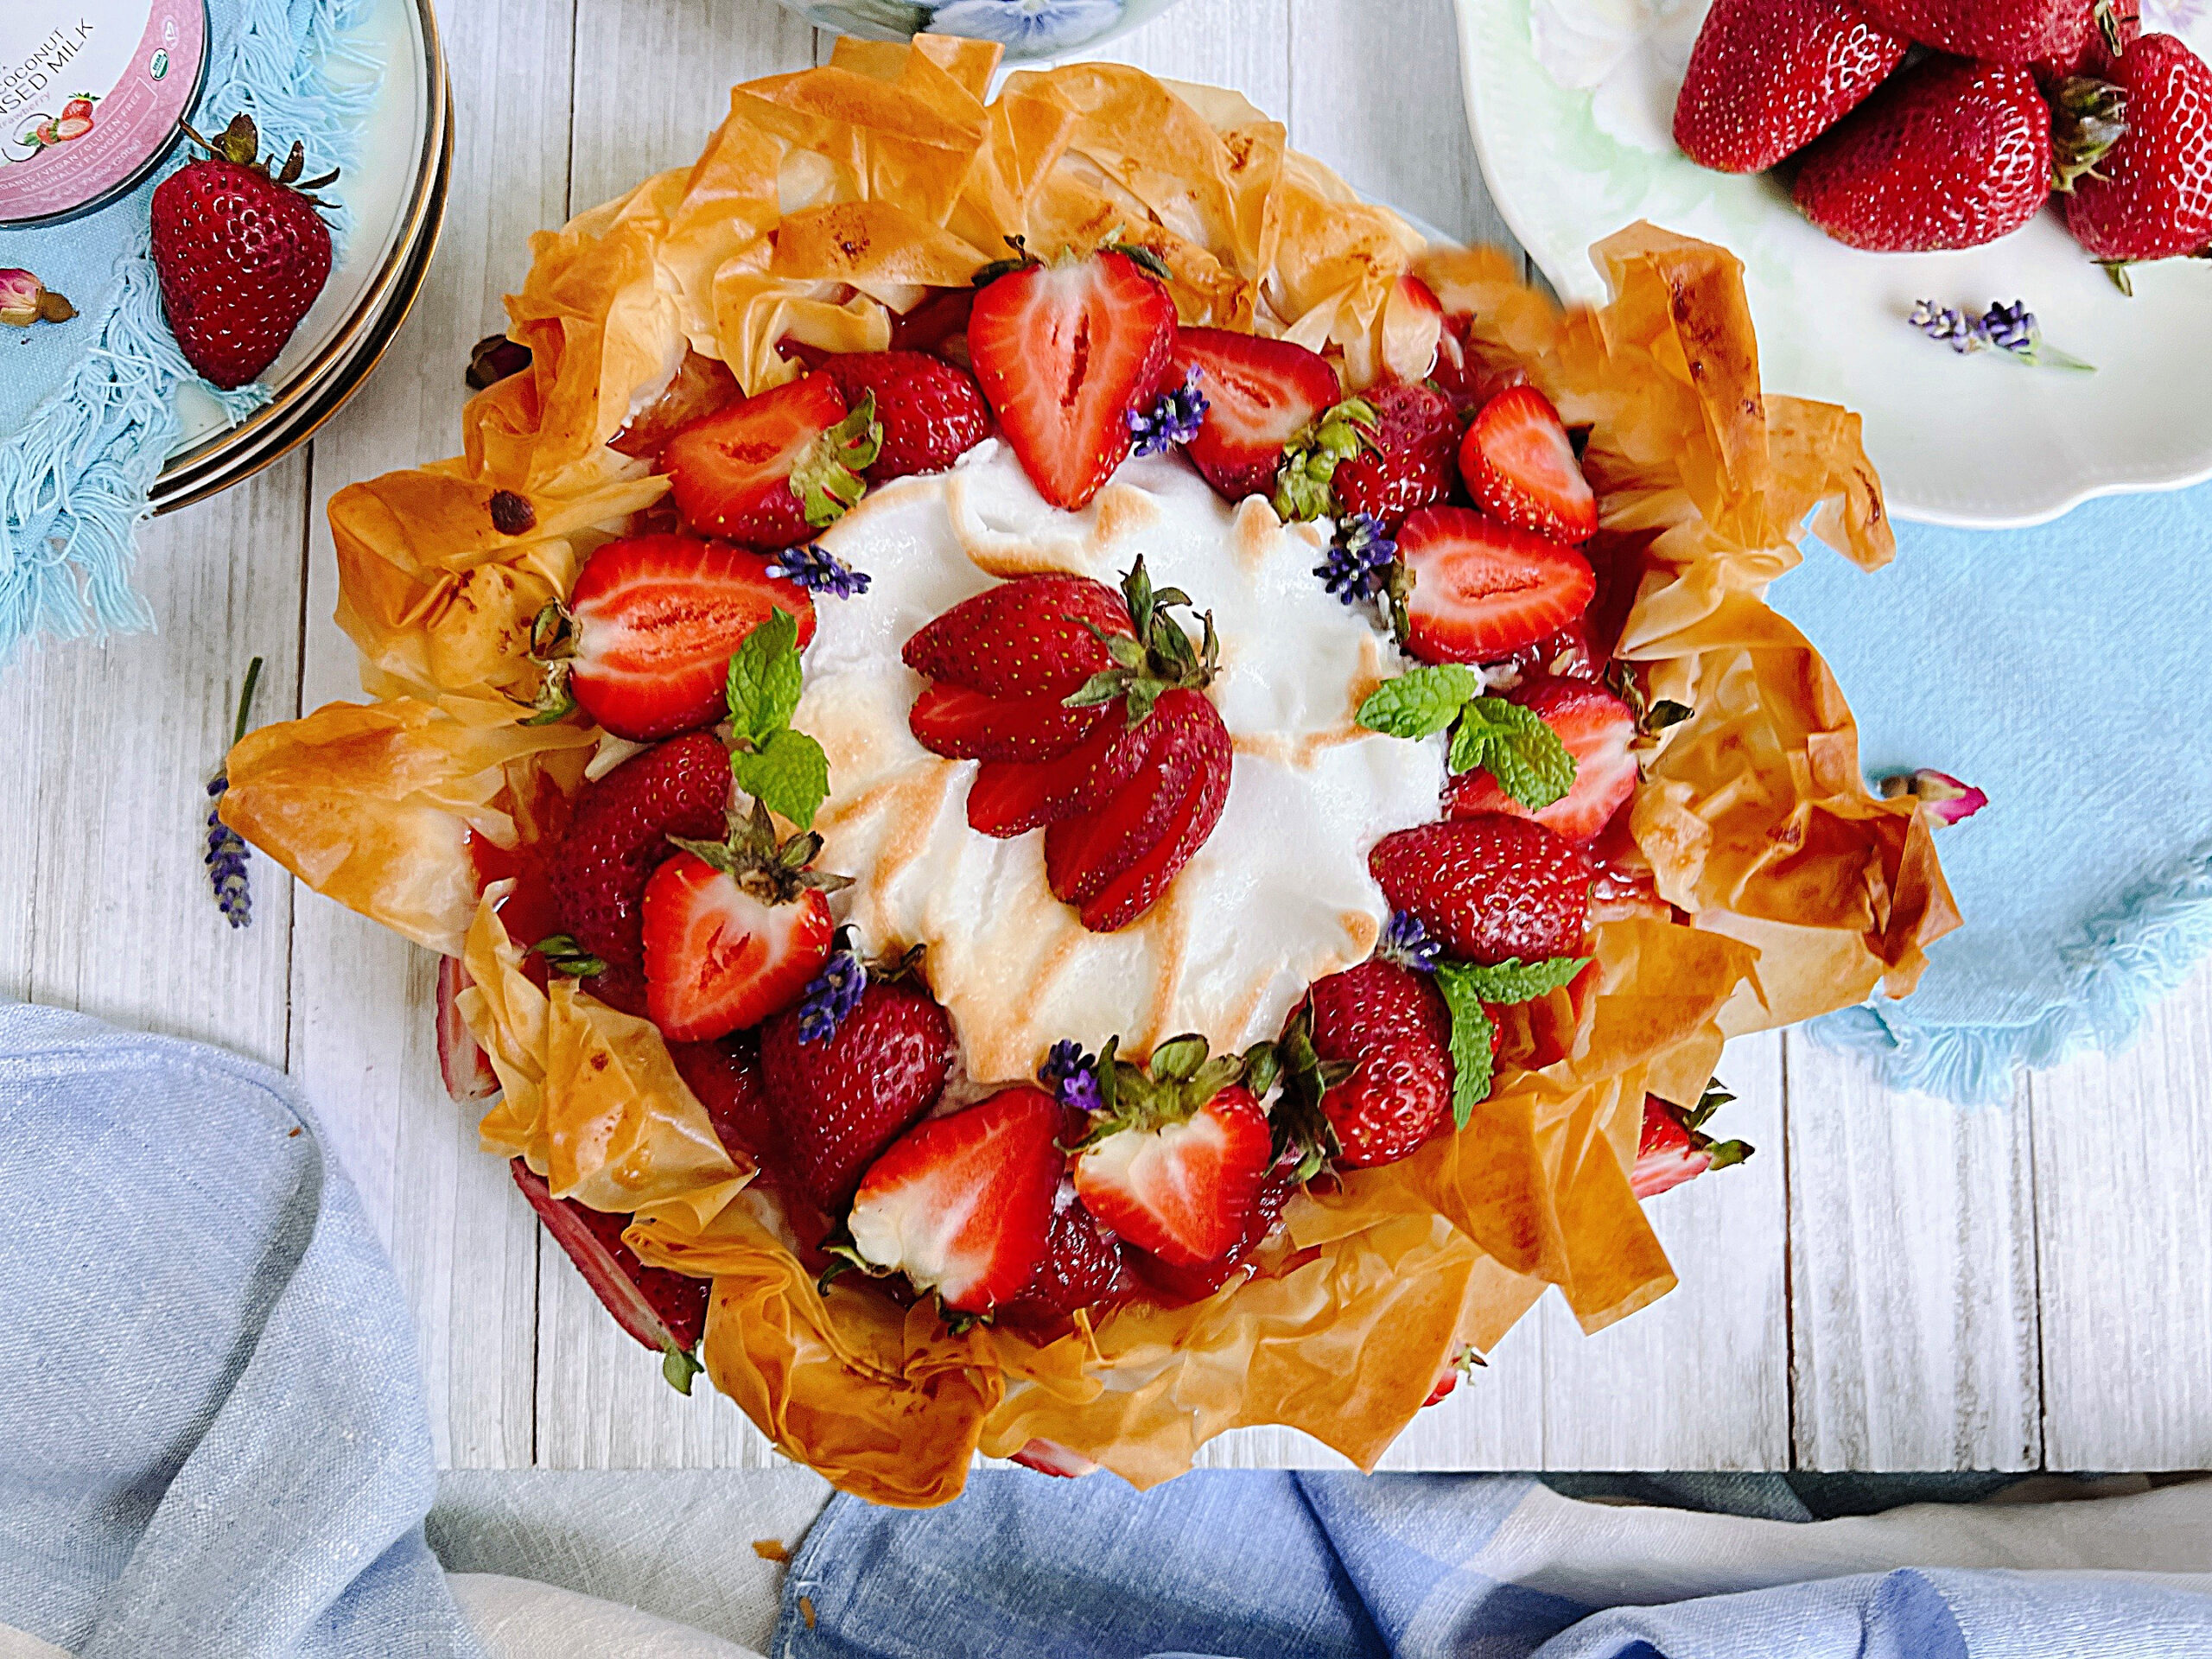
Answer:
963, 714, 1154, 840
2038, 0, 2140, 79
1671, 0, 1907, 174
1630, 1087, 1755, 1199
1445, 678, 1638, 843
1370, 816, 1594, 966
817, 349, 993, 481
1285, 957, 1458, 1168
1326, 380, 1459, 531
2061, 34, 2212, 281
842, 1087, 1065, 1315
1459, 386, 1598, 544
1165, 327, 1344, 505
510, 1160, 709, 1393
908, 683, 1116, 762
1395, 505, 1597, 667
966, 244, 1179, 511
661, 373, 881, 547
902, 572, 1134, 700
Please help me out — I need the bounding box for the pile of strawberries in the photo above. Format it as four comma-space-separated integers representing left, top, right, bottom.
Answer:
1674, 0, 2212, 276
454, 230, 1748, 1385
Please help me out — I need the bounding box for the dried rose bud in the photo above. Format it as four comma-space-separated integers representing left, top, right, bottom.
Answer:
0, 269, 76, 327
467, 334, 532, 391
1880, 768, 1988, 826
489, 489, 536, 536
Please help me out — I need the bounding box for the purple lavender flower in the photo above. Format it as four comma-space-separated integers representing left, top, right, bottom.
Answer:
766, 543, 871, 599
1378, 911, 1442, 973
1039, 1039, 1103, 1115
1314, 512, 1398, 606
204, 657, 264, 929
1909, 300, 2092, 371
1127, 367, 1208, 457
797, 949, 868, 1043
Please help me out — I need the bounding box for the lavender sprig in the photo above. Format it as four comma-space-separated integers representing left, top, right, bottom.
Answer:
1314, 512, 1398, 606
1039, 1039, 1103, 1115
766, 542, 871, 599
797, 948, 868, 1043
1127, 366, 1208, 456
205, 656, 264, 929
1908, 300, 2094, 372
1378, 911, 1443, 974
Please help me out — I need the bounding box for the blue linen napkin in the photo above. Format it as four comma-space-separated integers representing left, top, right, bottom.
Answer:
0, 1001, 479, 1657
1767, 478, 2212, 1102
0, 0, 370, 664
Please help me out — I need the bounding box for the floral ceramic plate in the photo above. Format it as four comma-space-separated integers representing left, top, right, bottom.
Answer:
1453, 0, 2212, 528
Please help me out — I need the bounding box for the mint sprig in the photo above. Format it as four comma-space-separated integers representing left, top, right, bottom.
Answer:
1355, 664, 1480, 738
1357, 672, 1578, 813
725, 607, 830, 830
1433, 955, 1590, 1128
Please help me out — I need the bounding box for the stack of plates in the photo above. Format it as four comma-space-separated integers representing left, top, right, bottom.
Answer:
150, 0, 448, 512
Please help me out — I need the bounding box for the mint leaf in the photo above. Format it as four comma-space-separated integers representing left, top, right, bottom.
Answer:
1444, 956, 1589, 1005
1433, 964, 1497, 1129
724, 608, 804, 747
732, 727, 830, 830
1448, 696, 1576, 811
1357, 664, 1481, 740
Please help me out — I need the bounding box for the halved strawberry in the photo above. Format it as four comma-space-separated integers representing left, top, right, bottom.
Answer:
817, 349, 992, 481
1074, 1039, 1273, 1268
907, 681, 1112, 762
1370, 815, 1593, 966
639, 804, 844, 1043
1459, 386, 1598, 543
611, 352, 742, 461
844, 1086, 1065, 1313
1122, 1156, 1300, 1305
1631, 1088, 1753, 1199
562, 535, 816, 741
1166, 327, 1342, 504
964, 715, 1154, 839
661, 373, 880, 548
966, 248, 1178, 510
1398, 505, 1596, 665
901, 573, 1132, 699
1330, 379, 1459, 531
510, 1159, 709, 1392
1445, 677, 1637, 842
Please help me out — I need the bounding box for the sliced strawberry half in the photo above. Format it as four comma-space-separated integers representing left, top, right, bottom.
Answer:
966, 248, 1178, 510
844, 1086, 1065, 1313
965, 714, 1154, 839
1122, 1155, 1300, 1306
661, 372, 879, 549
1446, 677, 1637, 842
901, 573, 1133, 699
1459, 386, 1598, 543
1166, 327, 1342, 504
510, 1159, 709, 1392
1631, 1089, 1753, 1199
563, 535, 816, 741
907, 681, 1112, 763
1398, 505, 1597, 665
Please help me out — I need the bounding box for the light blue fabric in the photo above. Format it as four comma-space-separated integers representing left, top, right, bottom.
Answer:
0, 1001, 480, 1656
0, 0, 372, 664
779, 1470, 2212, 1659
1766, 479, 2212, 1103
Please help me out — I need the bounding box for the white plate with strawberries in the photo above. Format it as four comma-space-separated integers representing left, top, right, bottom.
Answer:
1454, 0, 2212, 527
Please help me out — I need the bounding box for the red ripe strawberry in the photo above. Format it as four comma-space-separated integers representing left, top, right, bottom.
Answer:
1074, 1040, 1274, 1267
845, 1087, 1065, 1313
2038, 0, 2140, 79
964, 715, 1154, 840
150, 114, 335, 390
610, 353, 743, 460
661, 373, 880, 548
1431, 313, 1524, 419
510, 1160, 709, 1391
669, 1034, 781, 1168
1397, 506, 1597, 665
907, 682, 1113, 762
563, 535, 816, 741
1446, 678, 1638, 842
1793, 59, 2054, 252
887, 286, 976, 358
1123, 1156, 1300, 1305
761, 970, 957, 1211
1370, 815, 1594, 965
2064, 35, 2212, 268
1165, 327, 1344, 504
1671, 0, 1908, 173
901, 573, 1132, 699
1329, 380, 1459, 531
967, 248, 1178, 510
1630, 1090, 1754, 1199
1459, 386, 1598, 544
999, 1179, 1133, 1328
1296, 959, 1455, 1168
1859, 0, 2073, 61
817, 350, 993, 480
639, 804, 842, 1043
1044, 688, 1233, 933
547, 732, 732, 982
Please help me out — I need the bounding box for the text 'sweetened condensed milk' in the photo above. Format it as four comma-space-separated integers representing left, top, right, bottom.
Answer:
1, 2, 209, 227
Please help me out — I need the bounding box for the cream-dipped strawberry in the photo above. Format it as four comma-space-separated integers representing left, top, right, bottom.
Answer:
662, 373, 881, 547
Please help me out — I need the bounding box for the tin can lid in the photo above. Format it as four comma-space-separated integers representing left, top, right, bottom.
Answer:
0, 1, 208, 226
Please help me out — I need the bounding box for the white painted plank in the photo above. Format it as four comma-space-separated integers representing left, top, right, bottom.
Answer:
1084, 0, 1294, 109
1535, 1033, 1789, 1471
1786, 1034, 2042, 1470
2032, 959, 2212, 1470
287, 0, 582, 1469
0, 456, 304, 1071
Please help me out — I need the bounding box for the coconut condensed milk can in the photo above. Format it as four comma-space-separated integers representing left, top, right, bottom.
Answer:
0, 1, 209, 228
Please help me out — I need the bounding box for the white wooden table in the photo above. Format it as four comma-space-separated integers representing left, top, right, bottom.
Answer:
8, 0, 2209, 1476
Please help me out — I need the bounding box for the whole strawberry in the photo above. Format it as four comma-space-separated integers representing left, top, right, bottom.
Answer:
1327, 380, 1458, 531
1294, 958, 1456, 1168
1369, 815, 1593, 965
1672, 0, 1908, 174
2064, 35, 2212, 271
761, 958, 957, 1211
1859, 0, 2074, 62
818, 350, 994, 481
1793, 59, 2054, 251
2037, 0, 2140, 80
151, 115, 336, 390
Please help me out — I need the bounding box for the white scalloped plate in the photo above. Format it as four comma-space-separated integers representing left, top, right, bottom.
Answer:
1452, 0, 2212, 528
